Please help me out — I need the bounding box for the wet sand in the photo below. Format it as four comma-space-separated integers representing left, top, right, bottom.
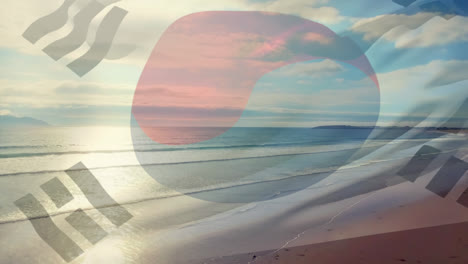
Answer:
211, 221, 468, 264
1, 139, 468, 264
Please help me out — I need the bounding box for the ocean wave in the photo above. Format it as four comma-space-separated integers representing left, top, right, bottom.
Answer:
0, 161, 370, 226
3, 146, 464, 225
0, 140, 366, 159
0, 145, 51, 149
0, 145, 370, 177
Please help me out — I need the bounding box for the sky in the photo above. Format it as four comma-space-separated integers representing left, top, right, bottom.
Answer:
0, 0, 468, 127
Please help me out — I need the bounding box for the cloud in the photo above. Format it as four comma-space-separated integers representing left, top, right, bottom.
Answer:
247, 84, 378, 110
253, 0, 345, 24
377, 60, 468, 90
133, 105, 243, 119
0, 0, 352, 126
352, 12, 468, 48
424, 60, 468, 87
352, 12, 435, 41
55, 82, 131, 94
374, 59, 468, 127
1, 0, 348, 67
241, 59, 468, 127
0, 79, 134, 108
0, 109, 13, 116
104, 0, 348, 66
0, 0, 63, 53
275, 59, 345, 77
391, 15, 468, 48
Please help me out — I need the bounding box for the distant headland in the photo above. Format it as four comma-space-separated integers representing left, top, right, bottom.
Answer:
0, 115, 50, 127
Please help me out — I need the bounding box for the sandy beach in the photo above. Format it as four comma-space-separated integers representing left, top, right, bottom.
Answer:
1, 130, 467, 263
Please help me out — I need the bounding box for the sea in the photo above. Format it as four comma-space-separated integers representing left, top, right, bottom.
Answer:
0, 126, 462, 224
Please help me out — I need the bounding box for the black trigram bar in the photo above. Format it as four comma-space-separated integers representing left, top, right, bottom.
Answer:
458, 189, 468, 208
65, 209, 108, 244
392, 0, 416, 7
397, 145, 441, 182
426, 157, 468, 198
67, 6, 128, 76
40, 177, 74, 208
66, 162, 133, 226
22, 0, 75, 44
14, 194, 83, 262
42, 1, 107, 60
457, 162, 468, 207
